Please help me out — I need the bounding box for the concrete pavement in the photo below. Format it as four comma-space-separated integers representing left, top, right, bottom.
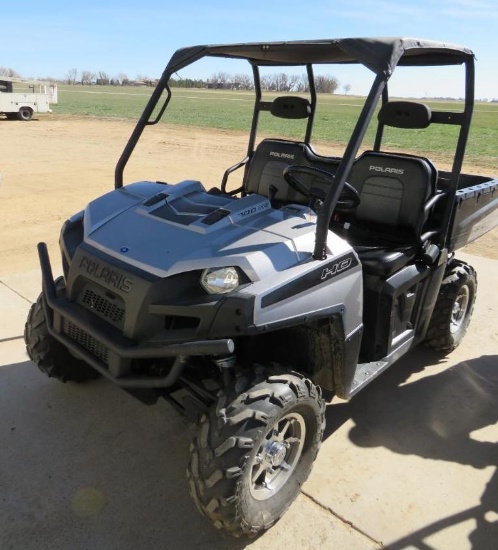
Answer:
1, 253, 496, 549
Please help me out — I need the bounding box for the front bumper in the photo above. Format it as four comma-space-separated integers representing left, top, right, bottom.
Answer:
38, 242, 234, 388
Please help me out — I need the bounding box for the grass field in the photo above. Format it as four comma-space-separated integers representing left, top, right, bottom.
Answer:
55, 85, 498, 171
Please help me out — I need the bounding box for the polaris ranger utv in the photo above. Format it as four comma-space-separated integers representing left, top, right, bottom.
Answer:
25, 38, 498, 536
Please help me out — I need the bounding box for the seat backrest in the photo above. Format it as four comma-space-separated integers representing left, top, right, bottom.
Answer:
347, 151, 437, 242
244, 139, 340, 204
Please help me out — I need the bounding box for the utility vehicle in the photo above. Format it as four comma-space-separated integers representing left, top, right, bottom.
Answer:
25, 38, 498, 536
0, 76, 57, 121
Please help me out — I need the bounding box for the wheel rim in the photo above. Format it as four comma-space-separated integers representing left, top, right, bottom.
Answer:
249, 412, 306, 501
450, 285, 470, 334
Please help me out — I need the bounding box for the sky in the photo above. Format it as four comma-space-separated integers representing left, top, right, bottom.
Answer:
1, 0, 497, 99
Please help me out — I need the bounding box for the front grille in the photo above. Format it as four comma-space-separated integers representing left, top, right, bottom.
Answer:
77, 285, 125, 329
66, 321, 109, 364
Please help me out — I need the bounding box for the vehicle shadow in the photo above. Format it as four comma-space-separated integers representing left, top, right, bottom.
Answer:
0, 360, 248, 550
322, 346, 447, 439
323, 349, 498, 548
385, 468, 498, 549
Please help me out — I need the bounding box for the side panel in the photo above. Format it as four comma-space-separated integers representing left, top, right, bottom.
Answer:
248, 252, 363, 338
448, 177, 498, 251
358, 252, 447, 366
335, 257, 447, 399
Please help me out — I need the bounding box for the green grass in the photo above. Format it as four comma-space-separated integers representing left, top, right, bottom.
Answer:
55, 85, 498, 170
56, 85, 152, 118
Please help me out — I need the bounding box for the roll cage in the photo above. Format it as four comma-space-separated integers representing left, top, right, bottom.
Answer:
114, 37, 475, 259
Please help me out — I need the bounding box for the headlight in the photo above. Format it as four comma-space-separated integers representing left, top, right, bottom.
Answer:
200, 267, 240, 294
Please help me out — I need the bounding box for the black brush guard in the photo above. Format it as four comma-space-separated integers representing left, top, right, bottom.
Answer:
37, 242, 234, 388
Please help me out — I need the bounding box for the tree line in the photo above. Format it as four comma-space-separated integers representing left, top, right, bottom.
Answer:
62, 69, 346, 94
3, 65, 344, 94
2, 66, 343, 93
64, 68, 155, 87
0, 66, 155, 86
172, 71, 344, 94
3, 66, 498, 101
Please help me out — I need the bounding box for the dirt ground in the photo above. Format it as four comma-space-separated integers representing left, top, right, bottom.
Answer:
0, 115, 496, 277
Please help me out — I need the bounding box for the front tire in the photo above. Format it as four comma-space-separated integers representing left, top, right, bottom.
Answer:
424, 260, 477, 352
24, 277, 99, 382
187, 366, 325, 537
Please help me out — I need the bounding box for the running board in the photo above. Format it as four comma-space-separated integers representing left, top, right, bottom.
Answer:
346, 337, 415, 398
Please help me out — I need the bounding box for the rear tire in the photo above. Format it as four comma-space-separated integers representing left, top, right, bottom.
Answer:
424, 260, 477, 352
187, 366, 325, 537
18, 107, 33, 121
24, 277, 99, 382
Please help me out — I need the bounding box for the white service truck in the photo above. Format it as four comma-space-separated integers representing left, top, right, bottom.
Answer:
0, 76, 57, 121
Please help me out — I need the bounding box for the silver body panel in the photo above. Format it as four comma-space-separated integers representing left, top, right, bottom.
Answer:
83, 180, 363, 336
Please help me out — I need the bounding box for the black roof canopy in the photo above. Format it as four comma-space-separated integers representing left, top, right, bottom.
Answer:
166, 37, 474, 78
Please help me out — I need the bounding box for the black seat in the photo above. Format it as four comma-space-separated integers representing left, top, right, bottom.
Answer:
244, 139, 340, 204
342, 150, 438, 277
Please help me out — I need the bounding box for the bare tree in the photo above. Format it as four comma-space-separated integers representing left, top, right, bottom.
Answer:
117, 72, 129, 86
260, 74, 272, 91
315, 75, 339, 94
234, 73, 253, 90
295, 74, 310, 93
216, 71, 230, 85
260, 73, 296, 92
0, 66, 20, 78
97, 71, 110, 85
274, 73, 290, 92
343, 83, 352, 95
80, 70, 95, 85
289, 74, 304, 92
208, 71, 232, 88
65, 68, 78, 85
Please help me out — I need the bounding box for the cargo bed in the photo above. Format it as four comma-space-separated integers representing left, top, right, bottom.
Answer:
442, 172, 498, 251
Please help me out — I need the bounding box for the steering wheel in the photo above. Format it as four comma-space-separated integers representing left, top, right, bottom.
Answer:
283, 165, 360, 213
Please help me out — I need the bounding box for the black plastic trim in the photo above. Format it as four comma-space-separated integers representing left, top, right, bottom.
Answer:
261, 253, 359, 308
335, 324, 363, 399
